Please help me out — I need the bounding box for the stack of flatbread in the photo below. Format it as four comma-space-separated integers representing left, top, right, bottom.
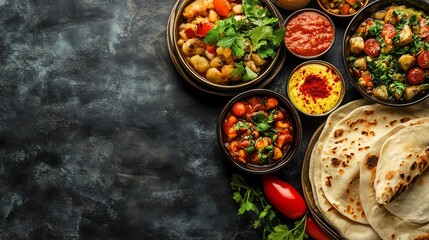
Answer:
309, 98, 429, 239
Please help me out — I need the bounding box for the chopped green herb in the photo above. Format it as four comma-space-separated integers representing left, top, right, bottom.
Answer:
230, 174, 309, 240
234, 121, 250, 131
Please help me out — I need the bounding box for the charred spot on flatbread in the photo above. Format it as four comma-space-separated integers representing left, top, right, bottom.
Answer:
334, 129, 344, 138
400, 117, 411, 123
385, 170, 395, 180
331, 158, 341, 167
390, 120, 398, 126
363, 110, 374, 115
325, 176, 333, 187
389, 175, 420, 203
365, 155, 378, 170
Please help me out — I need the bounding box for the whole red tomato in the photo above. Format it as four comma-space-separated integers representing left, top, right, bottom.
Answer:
306, 215, 331, 240
261, 174, 307, 219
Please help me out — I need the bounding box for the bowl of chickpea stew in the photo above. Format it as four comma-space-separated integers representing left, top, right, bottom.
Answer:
317, 0, 369, 18
172, 0, 286, 92
343, 0, 429, 106
217, 89, 302, 174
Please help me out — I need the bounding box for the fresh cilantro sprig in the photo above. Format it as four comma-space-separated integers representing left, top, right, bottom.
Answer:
205, 16, 246, 58
203, 0, 285, 82
231, 62, 258, 82
231, 174, 309, 240
251, 111, 274, 133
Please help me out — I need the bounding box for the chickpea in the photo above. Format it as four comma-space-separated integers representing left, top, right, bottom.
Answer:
272, 147, 283, 160
232, 4, 243, 15
244, 60, 260, 73
210, 57, 224, 68
221, 65, 234, 79
191, 17, 207, 25
189, 55, 209, 74
206, 68, 227, 84
182, 38, 205, 56
177, 39, 185, 47
222, 48, 232, 58
251, 54, 266, 67
208, 10, 219, 23
216, 47, 224, 56
179, 30, 189, 41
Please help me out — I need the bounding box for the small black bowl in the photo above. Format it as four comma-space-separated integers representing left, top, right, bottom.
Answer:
283, 8, 335, 60
342, 0, 429, 106
217, 89, 302, 174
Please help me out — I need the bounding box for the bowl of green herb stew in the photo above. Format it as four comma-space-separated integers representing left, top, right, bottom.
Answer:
343, 0, 429, 106
217, 89, 302, 174
172, 0, 285, 92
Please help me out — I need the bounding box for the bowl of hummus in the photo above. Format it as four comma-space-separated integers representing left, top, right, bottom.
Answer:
286, 60, 345, 116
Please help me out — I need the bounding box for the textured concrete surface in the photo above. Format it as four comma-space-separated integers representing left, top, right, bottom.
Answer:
0, 0, 361, 239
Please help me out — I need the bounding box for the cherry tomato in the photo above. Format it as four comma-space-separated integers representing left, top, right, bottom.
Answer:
265, 97, 278, 110
232, 102, 247, 117
407, 67, 426, 85
197, 23, 213, 37
345, 0, 357, 4
364, 38, 381, 57
214, 0, 231, 17
206, 44, 217, 54
381, 23, 396, 39
306, 215, 331, 240
185, 28, 197, 39
420, 18, 429, 38
417, 50, 429, 69
261, 174, 307, 219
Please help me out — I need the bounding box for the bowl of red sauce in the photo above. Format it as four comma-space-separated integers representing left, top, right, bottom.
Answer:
284, 8, 335, 59
217, 89, 302, 174
287, 60, 345, 116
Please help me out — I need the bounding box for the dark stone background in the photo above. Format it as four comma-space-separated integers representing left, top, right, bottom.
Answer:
0, 0, 362, 239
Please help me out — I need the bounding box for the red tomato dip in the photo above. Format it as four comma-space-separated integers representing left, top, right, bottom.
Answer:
284, 11, 335, 57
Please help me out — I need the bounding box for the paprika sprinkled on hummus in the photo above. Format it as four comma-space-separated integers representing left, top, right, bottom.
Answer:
287, 61, 344, 115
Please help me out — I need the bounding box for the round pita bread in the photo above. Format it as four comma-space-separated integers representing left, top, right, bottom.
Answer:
320, 100, 429, 224
374, 124, 429, 205
310, 99, 380, 239
360, 123, 429, 239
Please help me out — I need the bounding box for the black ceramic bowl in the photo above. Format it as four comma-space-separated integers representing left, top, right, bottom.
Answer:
171, 0, 285, 93
283, 8, 335, 60
217, 89, 302, 174
342, 0, 429, 106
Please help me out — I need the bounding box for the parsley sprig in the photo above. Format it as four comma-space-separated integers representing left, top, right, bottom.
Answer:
231, 174, 308, 240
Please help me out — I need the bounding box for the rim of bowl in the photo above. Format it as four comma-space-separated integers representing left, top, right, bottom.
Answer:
317, 0, 369, 18
172, 0, 284, 91
217, 89, 302, 174
342, 0, 429, 107
283, 8, 336, 60
286, 60, 345, 117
